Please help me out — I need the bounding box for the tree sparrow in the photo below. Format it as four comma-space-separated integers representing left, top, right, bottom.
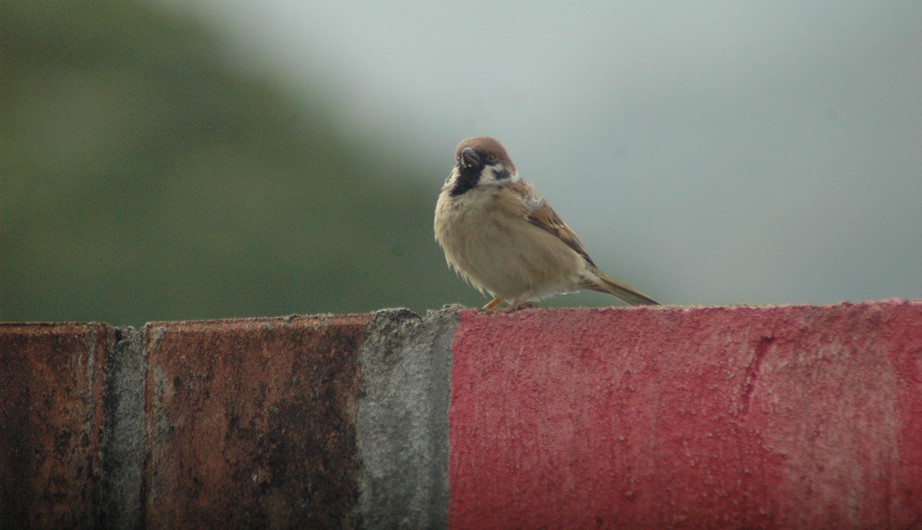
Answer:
434, 136, 659, 312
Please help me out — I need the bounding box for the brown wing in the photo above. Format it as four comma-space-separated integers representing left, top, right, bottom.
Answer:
509, 181, 598, 267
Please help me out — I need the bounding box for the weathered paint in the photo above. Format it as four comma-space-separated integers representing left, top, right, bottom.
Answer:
143, 315, 370, 528
449, 301, 922, 529
0, 322, 114, 528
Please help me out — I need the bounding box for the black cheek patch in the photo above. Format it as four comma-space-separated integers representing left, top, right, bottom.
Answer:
493, 167, 510, 180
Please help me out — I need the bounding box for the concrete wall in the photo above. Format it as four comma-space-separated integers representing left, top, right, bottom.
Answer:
1, 300, 920, 528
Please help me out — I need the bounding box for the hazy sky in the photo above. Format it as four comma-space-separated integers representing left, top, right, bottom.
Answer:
160, 0, 922, 305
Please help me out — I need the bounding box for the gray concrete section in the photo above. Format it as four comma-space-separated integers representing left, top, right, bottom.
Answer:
100, 326, 146, 530
356, 306, 460, 529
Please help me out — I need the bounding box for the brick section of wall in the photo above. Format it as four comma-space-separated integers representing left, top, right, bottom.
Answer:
0, 323, 115, 528
4, 301, 921, 528
143, 315, 370, 529
448, 300, 922, 529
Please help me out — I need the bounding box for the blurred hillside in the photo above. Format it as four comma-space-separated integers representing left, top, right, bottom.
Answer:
0, 0, 476, 325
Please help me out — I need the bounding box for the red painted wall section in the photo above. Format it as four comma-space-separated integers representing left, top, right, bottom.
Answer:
144, 315, 369, 528
0, 323, 113, 528
448, 300, 922, 529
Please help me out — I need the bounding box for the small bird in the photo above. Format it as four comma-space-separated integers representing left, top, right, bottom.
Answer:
434, 136, 659, 312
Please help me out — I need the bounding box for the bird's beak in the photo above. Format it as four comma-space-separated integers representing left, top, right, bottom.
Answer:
460, 147, 481, 168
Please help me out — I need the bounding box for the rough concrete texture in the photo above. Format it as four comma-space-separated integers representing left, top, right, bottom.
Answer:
0, 322, 114, 528
356, 306, 458, 529
449, 300, 922, 529
100, 326, 145, 530
143, 315, 370, 529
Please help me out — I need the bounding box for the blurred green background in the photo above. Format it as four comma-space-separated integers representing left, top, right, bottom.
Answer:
4, 1, 920, 325
1, 0, 481, 325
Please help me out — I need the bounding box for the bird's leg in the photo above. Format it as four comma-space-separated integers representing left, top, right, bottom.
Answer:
499, 288, 537, 313
481, 296, 504, 312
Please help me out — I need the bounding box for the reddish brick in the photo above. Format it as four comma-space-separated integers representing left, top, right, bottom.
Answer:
0, 322, 114, 528
143, 315, 370, 528
449, 300, 922, 529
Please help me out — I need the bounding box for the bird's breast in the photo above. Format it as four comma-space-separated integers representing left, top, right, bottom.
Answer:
434, 189, 585, 299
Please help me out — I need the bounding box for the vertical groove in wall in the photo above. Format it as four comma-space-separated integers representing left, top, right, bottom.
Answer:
355, 306, 459, 529
100, 326, 146, 530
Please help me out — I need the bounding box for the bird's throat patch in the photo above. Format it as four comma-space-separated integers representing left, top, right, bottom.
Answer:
449, 167, 482, 197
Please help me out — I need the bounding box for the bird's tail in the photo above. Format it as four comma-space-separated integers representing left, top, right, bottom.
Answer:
588, 270, 660, 306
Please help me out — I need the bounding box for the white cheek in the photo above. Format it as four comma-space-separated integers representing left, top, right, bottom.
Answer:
481, 165, 519, 186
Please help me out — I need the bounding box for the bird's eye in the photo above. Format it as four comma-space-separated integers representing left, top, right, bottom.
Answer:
486, 154, 496, 163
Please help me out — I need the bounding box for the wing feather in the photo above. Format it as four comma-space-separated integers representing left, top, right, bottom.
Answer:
508, 181, 598, 267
